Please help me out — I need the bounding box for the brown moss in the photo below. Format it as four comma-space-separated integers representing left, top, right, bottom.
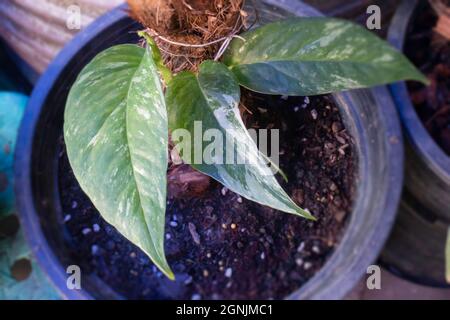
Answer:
127, 0, 246, 72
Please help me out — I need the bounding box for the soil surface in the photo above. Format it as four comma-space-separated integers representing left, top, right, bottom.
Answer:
405, 2, 450, 155
58, 92, 356, 300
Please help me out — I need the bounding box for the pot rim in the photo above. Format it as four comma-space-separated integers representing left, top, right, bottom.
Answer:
14, 5, 129, 301
388, 0, 450, 183
15, 1, 403, 300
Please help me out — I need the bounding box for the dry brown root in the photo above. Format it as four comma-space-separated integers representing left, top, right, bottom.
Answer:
435, 14, 450, 40
168, 164, 211, 199
430, 0, 450, 40
127, 0, 247, 72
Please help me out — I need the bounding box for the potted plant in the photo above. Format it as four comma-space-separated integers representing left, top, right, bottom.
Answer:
381, 0, 450, 287
15, 0, 420, 299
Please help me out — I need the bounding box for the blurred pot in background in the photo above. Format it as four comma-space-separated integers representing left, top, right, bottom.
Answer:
381, 0, 450, 287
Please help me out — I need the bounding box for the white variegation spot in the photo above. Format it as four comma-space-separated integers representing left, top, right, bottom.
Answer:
166, 61, 314, 219
223, 17, 428, 95
64, 44, 174, 280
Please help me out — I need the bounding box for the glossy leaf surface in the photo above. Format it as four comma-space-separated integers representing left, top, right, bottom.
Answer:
64, 44, 173, 279
166, 61, 313, 219
223, 18, 428, 95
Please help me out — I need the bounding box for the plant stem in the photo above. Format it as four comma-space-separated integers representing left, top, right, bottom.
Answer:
138, 30, 173, 84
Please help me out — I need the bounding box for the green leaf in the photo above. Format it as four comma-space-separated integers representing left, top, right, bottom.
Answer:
137, 31, 173, 84
223, 18, 429, 96
64, 44, 174, 279
166, 60, 313, 219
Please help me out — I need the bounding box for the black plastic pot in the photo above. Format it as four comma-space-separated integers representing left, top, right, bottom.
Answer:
15, 0, 404, 299
380, 0, 450, 288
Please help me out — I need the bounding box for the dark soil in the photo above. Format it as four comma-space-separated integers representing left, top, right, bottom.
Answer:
405, 2, 450, 155
58, 92, 356, 300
